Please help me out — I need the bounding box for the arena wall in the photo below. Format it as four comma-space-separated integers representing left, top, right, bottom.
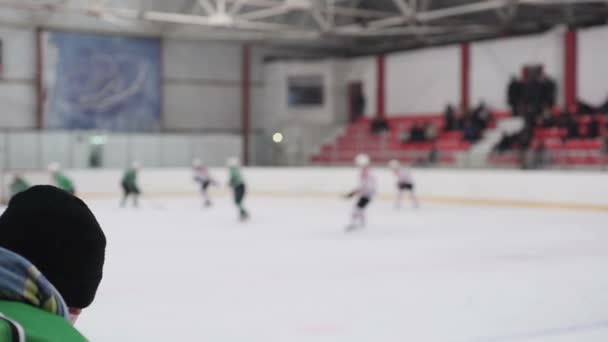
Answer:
13, 168, 608, 209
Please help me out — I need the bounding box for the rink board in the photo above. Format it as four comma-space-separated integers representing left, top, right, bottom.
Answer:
8, 168, 608, 210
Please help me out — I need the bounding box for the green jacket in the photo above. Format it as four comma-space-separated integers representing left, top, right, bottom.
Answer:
54, 173, 75, 194
0, 301, 87, 341
9, 178, 29, 198
121, 169, 137, 188
229, 167, 244, 188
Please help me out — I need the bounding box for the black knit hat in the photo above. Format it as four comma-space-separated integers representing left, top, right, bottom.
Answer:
0, 185, 106, 309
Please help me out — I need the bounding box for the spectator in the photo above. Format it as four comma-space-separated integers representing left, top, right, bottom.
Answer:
472, 101, 491, 130
9, 174, 29, 199
588, 117, 600, 139
540, 75, 556, 109
566, 115, 580, 140
399, 130, 411, 144
578, 100, 596, 116
352, 91, 366, 122
410, 123, 426, 142
463, 118, 479, 143
524, 76, 543, 115
0, 186, 106, 340
424, 122, 438, 141
444, 104, 457, 131
371, 117, 389, 134
541, 108, 556, 128
507, 76, 523, 116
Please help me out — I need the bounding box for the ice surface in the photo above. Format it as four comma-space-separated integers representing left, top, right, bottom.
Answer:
75, 195, 608, 342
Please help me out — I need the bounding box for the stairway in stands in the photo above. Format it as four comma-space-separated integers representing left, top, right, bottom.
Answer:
310, 112, 511, 166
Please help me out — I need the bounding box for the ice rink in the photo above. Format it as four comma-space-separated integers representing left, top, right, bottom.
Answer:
76, 195, 608, 342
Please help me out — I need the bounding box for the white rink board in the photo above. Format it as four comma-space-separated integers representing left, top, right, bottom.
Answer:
13, 168, 608, 207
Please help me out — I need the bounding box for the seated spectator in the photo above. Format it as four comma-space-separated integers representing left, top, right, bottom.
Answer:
566, 115, 580, 140
472, 101, 491, 130
399, 130, 411, 144
444, 104, 456, 131
463, 119, 479, 143
410, 123, 426, 142
424, 122, 438, 141
557, 109, 572, 129
371, 118, 389, 134
588, 117, 600, 139
541, 108, 555, 128
578, 100, 596, 116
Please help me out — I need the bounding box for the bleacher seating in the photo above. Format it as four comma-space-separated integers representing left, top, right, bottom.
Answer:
489, 114, 607, 168
311, 112, 510, 166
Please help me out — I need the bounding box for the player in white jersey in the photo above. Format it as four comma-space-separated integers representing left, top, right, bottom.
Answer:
389, 159, 419, 209
345, 154, 377, 232
192, 158, 216, 207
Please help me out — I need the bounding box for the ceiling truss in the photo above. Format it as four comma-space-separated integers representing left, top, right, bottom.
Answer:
0, 0, 605, 56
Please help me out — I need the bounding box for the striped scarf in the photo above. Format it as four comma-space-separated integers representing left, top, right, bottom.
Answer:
0, 247, 69, 319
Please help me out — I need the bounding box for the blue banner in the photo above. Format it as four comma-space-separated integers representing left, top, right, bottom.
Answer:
44, 31, 162, 131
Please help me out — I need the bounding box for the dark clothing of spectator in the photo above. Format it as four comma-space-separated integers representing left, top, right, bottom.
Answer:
566, 117, 580, 139
524, 79, 544, 115
371, 118, 389, 134
541, 110, 555, 128
540, 77, 556, 109
472, 102, 491, 130
463, 120, 479, 143
410, 124, 426, 142
352, 94, 366, 122
444, 105, 457, 131
588, 119, 600, 139
508, 77, 524, 116
578, 100, 596, 116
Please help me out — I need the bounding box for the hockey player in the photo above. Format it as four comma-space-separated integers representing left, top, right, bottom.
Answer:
9, 174, 29, 199
48, 162, 75, 195
227, 157, 249, 221
389, 159, 419, 209
345, 154, 376, 232
121, 161, 141, 208
192, 159, 216, 207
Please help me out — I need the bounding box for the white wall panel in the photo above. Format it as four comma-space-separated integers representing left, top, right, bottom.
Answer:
0, 27, 36, 129
163, 84, 241, 131
163, 40, 242, 82
0, 27, 35, 79
387, 46, 460, 115
0, 83, 36, 129
471, 30, 563, 110
578, 26, 608, 106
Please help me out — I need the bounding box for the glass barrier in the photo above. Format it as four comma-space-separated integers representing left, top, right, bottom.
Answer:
0, 130, 251, 170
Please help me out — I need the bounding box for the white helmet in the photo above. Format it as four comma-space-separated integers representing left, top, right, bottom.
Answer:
192, 158, 202, 167
227, 157, 240, 167
388, 159, 400, 169
131, 161, 141, 169
47, 162, 60, 172
355, 153, 370, 167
